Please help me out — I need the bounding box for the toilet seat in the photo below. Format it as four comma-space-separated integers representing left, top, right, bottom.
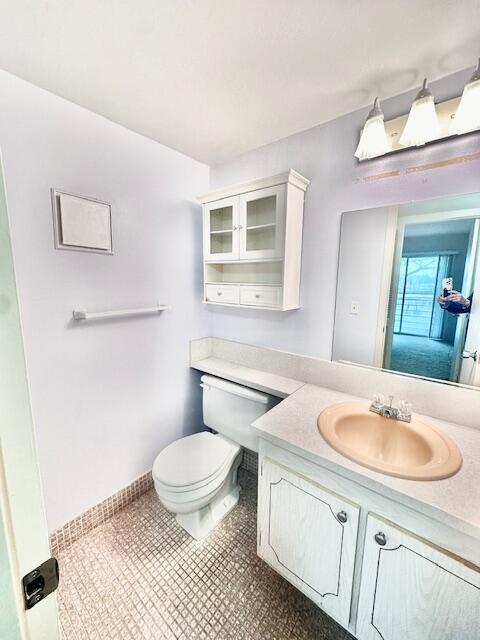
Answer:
152, 432, 240, 496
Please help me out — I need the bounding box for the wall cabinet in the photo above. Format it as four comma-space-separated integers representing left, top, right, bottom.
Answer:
356, 515, 480, 640
257, 442, 480, 639
199, 170, 309, 310
258, 459, 359, 627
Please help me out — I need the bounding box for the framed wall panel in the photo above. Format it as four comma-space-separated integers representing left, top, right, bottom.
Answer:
52, 189, 113, 254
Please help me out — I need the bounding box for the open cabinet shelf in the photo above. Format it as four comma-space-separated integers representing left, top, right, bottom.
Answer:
199, 170, 309, 310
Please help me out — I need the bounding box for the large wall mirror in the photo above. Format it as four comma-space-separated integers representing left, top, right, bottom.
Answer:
332, 192, 480, 389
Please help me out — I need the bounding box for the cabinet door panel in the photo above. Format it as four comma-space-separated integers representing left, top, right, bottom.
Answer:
357, 515, 480, 640
258, 459, 359, 627
204, 196, 239, 261
239, 186, 285, 260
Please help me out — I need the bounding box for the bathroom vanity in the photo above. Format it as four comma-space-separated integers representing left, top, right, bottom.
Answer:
191, 337, 480, 640
257, 437, 479, 639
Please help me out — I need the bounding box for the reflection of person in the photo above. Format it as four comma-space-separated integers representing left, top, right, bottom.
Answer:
438, 291, 472, 314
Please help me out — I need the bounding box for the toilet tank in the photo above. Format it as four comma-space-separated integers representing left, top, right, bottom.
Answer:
201, 375, 280, 452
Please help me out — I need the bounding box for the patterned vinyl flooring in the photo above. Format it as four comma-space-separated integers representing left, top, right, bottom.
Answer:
57, 470, 354, 640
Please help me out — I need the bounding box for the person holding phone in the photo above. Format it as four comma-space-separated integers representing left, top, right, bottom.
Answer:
438, 290, 472, 314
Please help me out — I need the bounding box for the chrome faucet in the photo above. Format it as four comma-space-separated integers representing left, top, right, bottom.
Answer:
369, 394, 412, 423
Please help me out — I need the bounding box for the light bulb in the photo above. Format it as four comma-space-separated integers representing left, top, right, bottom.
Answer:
354, 98, 390, 160
450, 58, 480, 135
399, 79, 440, 147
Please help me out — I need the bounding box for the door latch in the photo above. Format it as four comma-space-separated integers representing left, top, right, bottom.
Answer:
23, 557, 59, 610
462, 350, 478, 362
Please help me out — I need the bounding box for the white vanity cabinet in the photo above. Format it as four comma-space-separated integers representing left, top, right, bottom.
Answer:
199, 170, 309, 310
257, 440, 480, 639
258, 459, 360, 627
356, 515, 480, 640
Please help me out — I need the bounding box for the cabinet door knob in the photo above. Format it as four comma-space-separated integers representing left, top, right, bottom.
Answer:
336, 510, 348, 524
374, 532, 387, 546
255, 294, 261, 299
217, 291, 222, 296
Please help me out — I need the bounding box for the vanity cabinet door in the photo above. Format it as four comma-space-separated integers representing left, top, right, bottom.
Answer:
356, 515, 480, 640
258, 459, 359, 627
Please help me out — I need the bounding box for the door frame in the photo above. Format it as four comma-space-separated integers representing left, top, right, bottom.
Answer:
373, 207, 398, 368
383, 207, 480, 372
457, 219, 480, 385
0, 151, 60, 639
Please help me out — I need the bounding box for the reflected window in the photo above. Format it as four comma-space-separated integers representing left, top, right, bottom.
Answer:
394, 255, 453, 338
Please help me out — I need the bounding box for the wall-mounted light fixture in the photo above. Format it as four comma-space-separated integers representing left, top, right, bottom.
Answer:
355, 60, 480, 161
354, 98, 389, 160
450, 58, 480, 136
399, 79, 439, 147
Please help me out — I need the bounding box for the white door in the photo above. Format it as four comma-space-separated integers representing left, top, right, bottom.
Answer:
239, 185, 285, 260
458, 297, 480, 386
258, 459, 359, 627
458, 223, 480, 385
0, 158, 60, 639
356, 515, 480, 640
203, 196, 239, 261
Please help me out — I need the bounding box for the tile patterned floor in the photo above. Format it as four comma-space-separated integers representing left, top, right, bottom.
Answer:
57, 470, 354, 640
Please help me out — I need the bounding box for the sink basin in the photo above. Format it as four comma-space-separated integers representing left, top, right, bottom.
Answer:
317, 402, 462, 480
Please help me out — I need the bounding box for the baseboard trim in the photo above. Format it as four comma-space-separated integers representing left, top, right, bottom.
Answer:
50, 471, 153, 554
50, 449, 259, 555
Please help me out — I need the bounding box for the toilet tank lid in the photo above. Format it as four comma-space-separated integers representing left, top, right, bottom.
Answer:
200, 375, 271, 404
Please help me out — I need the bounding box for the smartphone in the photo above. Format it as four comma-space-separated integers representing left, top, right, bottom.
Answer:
442, 277, 453, 298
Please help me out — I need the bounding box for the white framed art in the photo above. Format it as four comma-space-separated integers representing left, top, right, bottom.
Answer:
51, 189, 113, 254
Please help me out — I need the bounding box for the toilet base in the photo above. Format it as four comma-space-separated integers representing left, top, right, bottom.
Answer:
176, 457, 241, 540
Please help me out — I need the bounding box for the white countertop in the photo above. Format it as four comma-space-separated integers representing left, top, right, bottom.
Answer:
192, 355, 480, 538
191, 356, 304, 398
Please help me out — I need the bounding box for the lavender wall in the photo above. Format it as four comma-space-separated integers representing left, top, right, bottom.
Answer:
0, 71, 209, 531
209, 68, 480, 359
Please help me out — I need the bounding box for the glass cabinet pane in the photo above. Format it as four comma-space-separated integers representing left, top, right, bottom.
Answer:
246, 195, 276, 252
209, 204, 233, 255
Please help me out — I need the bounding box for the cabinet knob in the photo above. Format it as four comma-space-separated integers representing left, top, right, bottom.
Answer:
336, 510, 348, 524
374, 532, 387, 546
233, 225, 238, 231
255, 294, 261, 299
217, 291, 222, 296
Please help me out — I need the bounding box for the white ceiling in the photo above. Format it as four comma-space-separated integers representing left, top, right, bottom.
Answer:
405, 219, 476, 238
0, 1, 479, 164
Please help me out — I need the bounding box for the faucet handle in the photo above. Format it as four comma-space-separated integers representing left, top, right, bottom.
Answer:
398, 400, 412, 420
372, 393, 385, 408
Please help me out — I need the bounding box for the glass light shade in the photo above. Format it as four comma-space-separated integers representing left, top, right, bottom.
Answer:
399, 79, 440, 147
354, 98, 390, 160
450, 59, 480, 135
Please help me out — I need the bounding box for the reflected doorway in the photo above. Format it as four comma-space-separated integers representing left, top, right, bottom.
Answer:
385, 216, 479, 382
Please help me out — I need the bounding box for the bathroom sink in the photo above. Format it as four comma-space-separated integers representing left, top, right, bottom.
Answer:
317, 402, 462, 480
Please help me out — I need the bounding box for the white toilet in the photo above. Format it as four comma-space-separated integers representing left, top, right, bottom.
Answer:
152, 375, 279, 540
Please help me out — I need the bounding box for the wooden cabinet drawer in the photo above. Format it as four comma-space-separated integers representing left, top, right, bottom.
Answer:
205, 284, 239, 304
239, 285, 282, 307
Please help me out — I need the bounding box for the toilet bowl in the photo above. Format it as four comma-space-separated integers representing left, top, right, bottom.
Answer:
153, 431, 242, 539
152, 375, 279, 540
